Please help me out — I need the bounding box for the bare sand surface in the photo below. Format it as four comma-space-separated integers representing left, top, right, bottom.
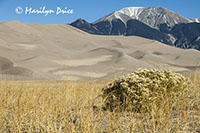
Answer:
0, 21, 200, 80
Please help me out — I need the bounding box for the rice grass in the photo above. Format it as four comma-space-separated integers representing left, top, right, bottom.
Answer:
0, 71, 199, 132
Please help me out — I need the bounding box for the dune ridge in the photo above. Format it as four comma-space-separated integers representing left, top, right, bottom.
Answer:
0, 21, 200, 80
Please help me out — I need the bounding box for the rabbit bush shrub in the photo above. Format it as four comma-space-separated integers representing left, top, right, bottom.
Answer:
102, 69, 188, 112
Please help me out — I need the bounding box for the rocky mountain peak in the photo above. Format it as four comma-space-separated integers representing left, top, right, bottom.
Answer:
94, 7, 191, 29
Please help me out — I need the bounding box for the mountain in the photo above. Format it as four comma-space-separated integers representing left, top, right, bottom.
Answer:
71, 18, 171, 43
0, 21, 200, 80
70, 7, 200, 50
94, 7, 191, 30
191, 18, 200, 23
170, 22, 200, 49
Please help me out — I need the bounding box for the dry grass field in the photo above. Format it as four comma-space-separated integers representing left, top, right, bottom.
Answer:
0, 71, 200, 133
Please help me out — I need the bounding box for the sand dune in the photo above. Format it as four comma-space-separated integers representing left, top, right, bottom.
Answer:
0, 21, 200, 80
54, 55, 112, 66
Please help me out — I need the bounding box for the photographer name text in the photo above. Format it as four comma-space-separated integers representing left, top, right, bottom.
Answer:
16, 6, 74, 16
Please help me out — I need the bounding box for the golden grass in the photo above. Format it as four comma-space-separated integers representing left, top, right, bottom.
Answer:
0, 73, 199, 132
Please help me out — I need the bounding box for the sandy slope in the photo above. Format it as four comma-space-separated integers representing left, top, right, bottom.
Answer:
0, 21, 200, 80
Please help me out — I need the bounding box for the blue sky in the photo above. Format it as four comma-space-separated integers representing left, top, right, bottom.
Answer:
0, 0, 199, 24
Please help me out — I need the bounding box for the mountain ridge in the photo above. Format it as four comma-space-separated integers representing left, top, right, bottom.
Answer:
70, 7, 200, 50
93, 7, 192, 29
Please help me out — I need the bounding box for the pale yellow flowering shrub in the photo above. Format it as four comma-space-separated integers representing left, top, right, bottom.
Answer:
102, 69, 188, 112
